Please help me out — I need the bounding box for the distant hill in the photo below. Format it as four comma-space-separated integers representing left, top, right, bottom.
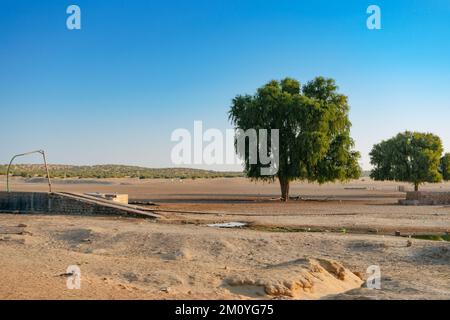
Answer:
0, 164, 244, 179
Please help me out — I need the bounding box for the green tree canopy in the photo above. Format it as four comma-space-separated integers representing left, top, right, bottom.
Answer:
229, 77, 361, 201
370, 131, 443, 191
440, 153, 450, 181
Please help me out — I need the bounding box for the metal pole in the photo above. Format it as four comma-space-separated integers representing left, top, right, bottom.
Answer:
41, 150, 52, 193
6, 155, 19, 193
6, 150, 53, 193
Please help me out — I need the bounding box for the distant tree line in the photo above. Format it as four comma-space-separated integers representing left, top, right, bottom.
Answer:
0, 164, 243, 180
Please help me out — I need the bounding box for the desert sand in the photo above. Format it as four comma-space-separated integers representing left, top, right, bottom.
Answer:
0, 177, 449, 299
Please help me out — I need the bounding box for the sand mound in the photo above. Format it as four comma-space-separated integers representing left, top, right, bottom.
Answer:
224, 258, 363, 299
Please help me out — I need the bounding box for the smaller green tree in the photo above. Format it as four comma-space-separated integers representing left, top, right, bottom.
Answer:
370, 131, 443, 191
441, 153, 450, 181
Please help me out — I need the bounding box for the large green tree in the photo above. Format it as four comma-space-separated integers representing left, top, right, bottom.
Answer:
370, 131, 443, 191
441, 153, 450, 181
229, 77, 361, 201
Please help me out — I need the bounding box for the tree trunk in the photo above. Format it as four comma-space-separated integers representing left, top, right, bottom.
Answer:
414, 182, 419, 192
279, 177, 290, 202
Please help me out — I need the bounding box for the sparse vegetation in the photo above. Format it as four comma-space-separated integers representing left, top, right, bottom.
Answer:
411, 234, 450, 242
0, 164, 243, 180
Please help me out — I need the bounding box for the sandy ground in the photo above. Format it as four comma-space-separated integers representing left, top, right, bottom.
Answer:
0, 177, 449, 300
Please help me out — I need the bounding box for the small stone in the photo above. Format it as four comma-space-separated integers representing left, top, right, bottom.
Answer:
160, 287, 171, 293
406, 240, 412, 247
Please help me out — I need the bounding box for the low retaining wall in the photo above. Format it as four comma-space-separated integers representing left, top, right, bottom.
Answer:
399, 191, 450, 205
0, 192, 158, 218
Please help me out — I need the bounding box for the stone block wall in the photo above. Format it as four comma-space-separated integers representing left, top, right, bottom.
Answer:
403, 191, 450, 205
0, 192, 156, 218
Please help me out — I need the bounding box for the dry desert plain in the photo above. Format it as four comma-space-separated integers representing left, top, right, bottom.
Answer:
0, 176, 449, 300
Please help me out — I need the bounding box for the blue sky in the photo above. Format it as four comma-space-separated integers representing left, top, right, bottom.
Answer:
1, 0, 449, 170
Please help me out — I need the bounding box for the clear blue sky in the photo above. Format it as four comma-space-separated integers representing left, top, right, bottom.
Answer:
1, 0, 449, 170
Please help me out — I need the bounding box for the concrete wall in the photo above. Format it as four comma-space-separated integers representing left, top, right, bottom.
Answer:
0, 192, 156, 218
402, 191, 450, 205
